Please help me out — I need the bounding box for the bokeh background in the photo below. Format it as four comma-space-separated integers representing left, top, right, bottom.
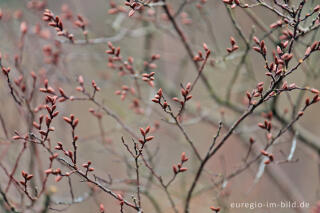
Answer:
0, 0, 319, 212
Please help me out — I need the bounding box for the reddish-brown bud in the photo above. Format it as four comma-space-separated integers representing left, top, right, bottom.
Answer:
179, 167, 188, 172
145, 136, 154, 141
210, 206, 220, 212
173, 165, 178, 174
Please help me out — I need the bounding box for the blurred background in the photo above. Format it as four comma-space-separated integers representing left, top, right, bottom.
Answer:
0, 0, 319, 212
